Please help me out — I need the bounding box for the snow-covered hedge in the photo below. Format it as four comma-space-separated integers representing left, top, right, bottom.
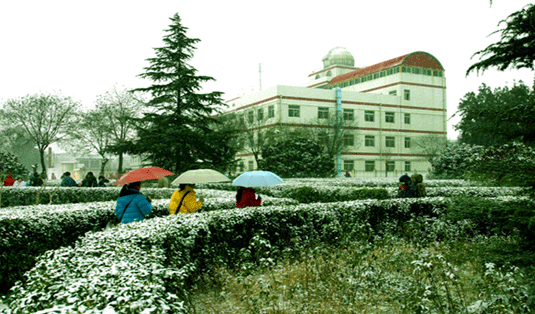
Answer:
3, 196, 534, 313
1, 197, 452, 313
0, 191, 297, 294
0, 187, 177, 208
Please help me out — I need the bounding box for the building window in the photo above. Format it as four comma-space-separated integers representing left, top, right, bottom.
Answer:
365, 135, 375, 147
389, 90, 397, 96
268, 105, 275, 118
385, 112, 395, 123
315, 74, 320, 79
402, 66, 411, 73
433, 70, 443, 77
365, 161, 375, 172
247, 110, 254, 123
257, 108, 264, 121
248, 160, 254, 171
385, 136, 395, 148
239, 161, 245, 172
404, 113, 411, 124
343, 109, 354, 121
405, 137, 411, 148
380, 71, 386, 77
405, 161, 411, 172
404, 89, 410, 101
318, 107, 329, 119
386, 161, 395, 172
288, 105, 300, 117
364, 110, 375, 122
412, 68, 420, 74
343, 134, 354, 146
373, 73, 380, 79
326, 71, 332, 77
343, 160, 354, 171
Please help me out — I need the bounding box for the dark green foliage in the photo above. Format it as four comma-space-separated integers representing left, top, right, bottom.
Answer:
467, 3, 535, 75
131, 13, 233, 173
454, 82, 535, 146
429, 142, 483, 179
446, 196, 535, 249
278, 186, 390, 203
467, 142, 535, 188
0, 151, 28, 179
261, 137, 335, 178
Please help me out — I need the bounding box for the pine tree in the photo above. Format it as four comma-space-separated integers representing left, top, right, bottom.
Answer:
132, 13, 228, 173
467, 3, 535, 75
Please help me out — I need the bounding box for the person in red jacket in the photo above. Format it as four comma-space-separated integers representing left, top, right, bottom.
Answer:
236, 186, 262, 208
3, 174, 15, 186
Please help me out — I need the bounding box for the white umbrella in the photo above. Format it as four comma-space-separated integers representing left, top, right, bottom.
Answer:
171, 169, 230, 185
232, 171, 283, 187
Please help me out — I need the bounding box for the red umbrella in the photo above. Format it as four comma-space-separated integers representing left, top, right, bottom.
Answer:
112, 167, 174, 186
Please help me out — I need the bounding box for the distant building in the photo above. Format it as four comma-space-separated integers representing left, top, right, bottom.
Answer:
223, 47, 447, 177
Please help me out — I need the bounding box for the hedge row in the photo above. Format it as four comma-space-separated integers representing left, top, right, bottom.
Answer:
0, 193, 297, 294
200, 183, 527, 201
2, 198, 449, 313
0, 187, 177, 208
5, 196, 535, 313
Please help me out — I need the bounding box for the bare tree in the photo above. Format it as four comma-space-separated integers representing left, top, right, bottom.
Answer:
2, 92, 80, 174
412, 134, 448, 163
66, 109, 113, 175
96, 86, 145, 175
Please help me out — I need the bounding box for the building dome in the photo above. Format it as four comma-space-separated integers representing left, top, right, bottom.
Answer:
322, 47, 355, 68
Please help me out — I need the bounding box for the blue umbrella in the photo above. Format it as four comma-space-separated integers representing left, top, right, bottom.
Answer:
232, 171, 283, 187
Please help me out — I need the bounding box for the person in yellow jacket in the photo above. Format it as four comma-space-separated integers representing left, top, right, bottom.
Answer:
169, 183, 204, 214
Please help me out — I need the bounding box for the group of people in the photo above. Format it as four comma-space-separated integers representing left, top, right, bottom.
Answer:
115, 182, 263, 224
3, 172, 46, 187
398, 173, 427, 198
60, 172, 110, 187
2, 171, 111, 188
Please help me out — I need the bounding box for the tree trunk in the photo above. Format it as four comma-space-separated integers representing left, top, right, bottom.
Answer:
39, 148, 47, 174
117, 153, 124, 176
100, 157, 109, 176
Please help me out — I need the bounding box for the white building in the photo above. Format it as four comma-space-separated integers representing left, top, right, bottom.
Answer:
223, 47, 447, 177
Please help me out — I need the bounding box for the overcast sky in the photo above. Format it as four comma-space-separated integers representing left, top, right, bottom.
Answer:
1, 0, 533, 140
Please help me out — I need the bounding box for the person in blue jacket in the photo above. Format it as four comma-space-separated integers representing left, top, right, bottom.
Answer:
115, 181, 153, 224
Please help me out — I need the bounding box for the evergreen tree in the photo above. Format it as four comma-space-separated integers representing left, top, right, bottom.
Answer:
467, 3, 535, 75
453, 81, 535, 146
261, 137, 335, 178
131, 13, 227, 173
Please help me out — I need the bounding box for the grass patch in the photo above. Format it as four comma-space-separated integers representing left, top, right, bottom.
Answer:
189, 236, 534, 313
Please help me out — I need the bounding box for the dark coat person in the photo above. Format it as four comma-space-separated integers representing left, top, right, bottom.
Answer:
29, 172, 44, 187
60, 172, 77, 187
98, 175, 110, 187
81, 172, 98, 187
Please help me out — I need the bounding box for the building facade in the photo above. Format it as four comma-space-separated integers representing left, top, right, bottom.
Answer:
223, 47, 447, 177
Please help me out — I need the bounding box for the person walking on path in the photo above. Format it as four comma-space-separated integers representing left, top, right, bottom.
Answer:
3, 174, 15, 186
115, 181, 153, 224
60, 172, 77, 187
236, 186, 262, 208
169, 183, 203, 214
